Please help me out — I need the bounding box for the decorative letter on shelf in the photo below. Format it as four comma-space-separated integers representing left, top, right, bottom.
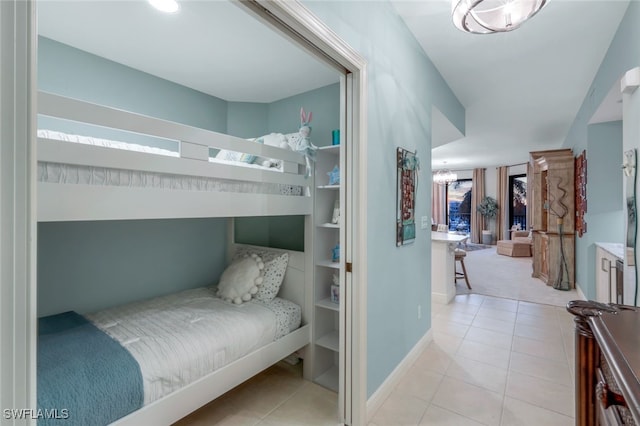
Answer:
575, 150, 587, 238
396, 148, 420, 246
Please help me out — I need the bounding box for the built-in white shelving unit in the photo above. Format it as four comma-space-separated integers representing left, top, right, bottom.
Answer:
312, 143, 343, 393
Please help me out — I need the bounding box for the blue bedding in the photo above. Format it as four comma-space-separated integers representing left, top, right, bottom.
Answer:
37, 311, 143, 425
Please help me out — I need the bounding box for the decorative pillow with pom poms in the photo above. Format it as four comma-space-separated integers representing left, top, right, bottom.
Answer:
216, 254, 265, 305
233, 248, 289, 303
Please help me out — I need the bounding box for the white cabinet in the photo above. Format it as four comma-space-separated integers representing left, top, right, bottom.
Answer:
595, 245, 621, 303
312, 144, 343, 392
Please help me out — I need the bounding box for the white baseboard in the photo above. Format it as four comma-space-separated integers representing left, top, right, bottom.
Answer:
366, 328, 433, 422
431, 293, 448, 305
576, 282, 587, 301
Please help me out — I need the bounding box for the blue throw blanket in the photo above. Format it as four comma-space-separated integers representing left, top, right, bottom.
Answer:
38, 311, 143, 425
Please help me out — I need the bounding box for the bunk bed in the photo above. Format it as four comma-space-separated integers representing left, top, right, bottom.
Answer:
37, 91, 313, 222
36, 92, 313, 425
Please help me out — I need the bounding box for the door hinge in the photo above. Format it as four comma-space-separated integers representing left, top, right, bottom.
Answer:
346, 262, 352, 273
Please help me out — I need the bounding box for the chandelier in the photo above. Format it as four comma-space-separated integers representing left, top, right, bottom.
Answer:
433, 168, 457, 185
452, 0, 548, 34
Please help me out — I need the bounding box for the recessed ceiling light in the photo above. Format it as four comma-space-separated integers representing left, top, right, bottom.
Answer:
148, 0, 180, 14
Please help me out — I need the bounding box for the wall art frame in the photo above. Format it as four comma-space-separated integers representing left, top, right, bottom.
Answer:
575, 149, 587, 238
396, 147, 419, 246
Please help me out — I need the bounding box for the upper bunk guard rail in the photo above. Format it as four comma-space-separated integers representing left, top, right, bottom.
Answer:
37, 91, 307, 169
36, 92, 314, 222
37, 140, 310, 188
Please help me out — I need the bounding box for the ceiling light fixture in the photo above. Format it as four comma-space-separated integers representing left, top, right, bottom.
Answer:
148, 0, 180, 14
433, 165, 457, 186
452, 0, 548, 34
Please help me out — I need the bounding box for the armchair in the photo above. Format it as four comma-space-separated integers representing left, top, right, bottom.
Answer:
497, 230, 532, 257
511, 230, 532, 245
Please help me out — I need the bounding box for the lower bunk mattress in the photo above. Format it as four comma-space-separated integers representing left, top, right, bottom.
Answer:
37, 288, 301, 425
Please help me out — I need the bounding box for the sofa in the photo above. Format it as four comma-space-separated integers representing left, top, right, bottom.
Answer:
496, 230, 532, 257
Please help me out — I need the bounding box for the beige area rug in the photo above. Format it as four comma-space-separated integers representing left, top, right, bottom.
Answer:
455, 246, 581, 307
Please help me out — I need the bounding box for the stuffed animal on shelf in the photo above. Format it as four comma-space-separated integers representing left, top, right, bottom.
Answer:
288, 107, 317, 178
328, 165, 340, 185
331, 244, 340, 263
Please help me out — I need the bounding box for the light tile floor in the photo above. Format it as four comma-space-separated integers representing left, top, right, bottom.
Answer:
369, 294, 576, 426
176, 294, 576, 426
173, 361, 340, 426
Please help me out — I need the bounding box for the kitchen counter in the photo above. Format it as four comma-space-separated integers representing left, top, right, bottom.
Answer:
595, 242, 624, 260
431, 231, 468, 304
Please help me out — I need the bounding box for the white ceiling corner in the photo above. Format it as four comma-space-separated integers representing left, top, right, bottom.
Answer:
432, 106, 464, 149
37, 0, 339, 103
590, 79, 623, 124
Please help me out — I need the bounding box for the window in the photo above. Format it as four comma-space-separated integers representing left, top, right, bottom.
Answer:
447, 179, 472, 234
509, 174, 527, 230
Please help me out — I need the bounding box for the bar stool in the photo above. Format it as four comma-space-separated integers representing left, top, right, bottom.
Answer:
454, 247, 472, 289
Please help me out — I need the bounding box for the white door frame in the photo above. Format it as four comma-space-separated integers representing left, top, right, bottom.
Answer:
7, 0, 367, 423
622, 66, 640, 307
0, 0, 38, 422
237, 1, 368, 424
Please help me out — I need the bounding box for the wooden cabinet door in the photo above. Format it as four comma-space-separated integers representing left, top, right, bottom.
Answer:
540, 234, 549, 282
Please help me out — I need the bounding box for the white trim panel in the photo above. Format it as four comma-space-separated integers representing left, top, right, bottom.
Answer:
38, 139, 310, 187
0, 0, 37, 422
38, 92, 306, 165
38, 183, 312, 222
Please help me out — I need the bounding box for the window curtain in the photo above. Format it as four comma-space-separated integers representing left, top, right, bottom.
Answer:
432, 182, 446, 226
471, 168, 485, 243
526, 161, 533, 230
496, 166, 509, 241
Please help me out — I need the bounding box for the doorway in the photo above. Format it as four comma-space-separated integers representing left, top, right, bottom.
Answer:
1, 0, 367, 424
508, 174, 527, 231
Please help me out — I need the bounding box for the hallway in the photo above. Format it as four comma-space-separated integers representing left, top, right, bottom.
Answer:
370, 294, 575, 425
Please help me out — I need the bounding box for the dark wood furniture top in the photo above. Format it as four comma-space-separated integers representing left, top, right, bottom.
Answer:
590, 308, 640, 422
568, 301, 640, 425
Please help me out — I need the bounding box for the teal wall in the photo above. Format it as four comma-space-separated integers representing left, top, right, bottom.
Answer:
234, 216, 305, 252
37, 37, 337, 315
268, 83, 341, 147
562, 1, 640, 297
38, 218, 228, 316
303, 1, 465, 397
580, 122, 624, 299
234, 83, 341, 251
38, 37, 228, 150
37, 37, 235, 317
227, 102, 268, 138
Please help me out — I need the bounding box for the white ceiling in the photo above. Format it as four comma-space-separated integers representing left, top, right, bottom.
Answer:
392, 0, 630, 169
38, 0, 630, 169
37, 0, 339, 103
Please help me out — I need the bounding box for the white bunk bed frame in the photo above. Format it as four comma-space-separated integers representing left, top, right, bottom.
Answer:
113, 242, 311, 426
37, 91, 313, 222
36, 92, 315, 424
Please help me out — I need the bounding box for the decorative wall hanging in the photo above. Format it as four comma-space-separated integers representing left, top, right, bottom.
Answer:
396, 148, 420, 246
548, 174, 571, 291
575, 150, 587, 238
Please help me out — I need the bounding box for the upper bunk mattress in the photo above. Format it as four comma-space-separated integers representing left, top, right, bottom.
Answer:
86, 287, 301, 405
37, 130, 303, 196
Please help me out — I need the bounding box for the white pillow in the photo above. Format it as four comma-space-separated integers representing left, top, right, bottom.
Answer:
215, 148, 256, 164
216, 254, 265, 305
252, 133, 290, 168
233, 247, 289, 303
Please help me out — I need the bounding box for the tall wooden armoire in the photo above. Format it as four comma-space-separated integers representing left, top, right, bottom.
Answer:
529, 149, 575, 288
